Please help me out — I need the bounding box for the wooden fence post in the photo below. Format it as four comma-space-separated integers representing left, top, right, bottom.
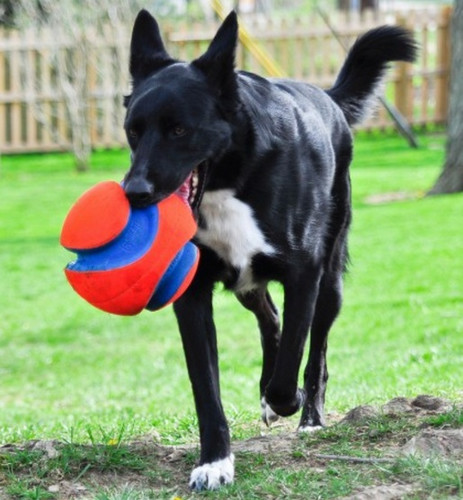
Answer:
10, 29, 22, 150
0, 28, 5, 151
394, 13, 414, 122
87, 27, 98, 148
435, 5, 452, 124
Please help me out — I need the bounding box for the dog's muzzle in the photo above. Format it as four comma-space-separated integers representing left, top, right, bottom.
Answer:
124, 177, 156, 208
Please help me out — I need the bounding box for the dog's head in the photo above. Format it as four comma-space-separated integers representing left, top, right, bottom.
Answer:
123, 9, 239, 212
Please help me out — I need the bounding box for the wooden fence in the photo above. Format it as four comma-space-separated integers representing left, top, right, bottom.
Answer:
0, 6, 452, 154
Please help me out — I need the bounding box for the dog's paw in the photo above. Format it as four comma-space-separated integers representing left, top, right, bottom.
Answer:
189, 454, 235, 491
261, 397, 280, 426
297, 424, 324, 434
265, 387, 306, 418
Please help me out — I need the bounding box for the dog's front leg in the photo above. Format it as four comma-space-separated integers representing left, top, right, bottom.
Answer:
264, 266, 323, 418
173, 279, 233, 491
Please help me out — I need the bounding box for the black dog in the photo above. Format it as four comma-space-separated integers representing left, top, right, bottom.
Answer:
123, 10, 416, 490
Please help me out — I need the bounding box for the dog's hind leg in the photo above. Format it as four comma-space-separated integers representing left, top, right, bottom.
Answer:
236, 288, 281, 425
298, 271, 343, 431
299, 167, 351, 432
174, 271, 234, 491
263, 266, 323, 419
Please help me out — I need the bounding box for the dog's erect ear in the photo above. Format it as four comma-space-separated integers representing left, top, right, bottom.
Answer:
129, 9, 174, 83
192, 11, 238, 101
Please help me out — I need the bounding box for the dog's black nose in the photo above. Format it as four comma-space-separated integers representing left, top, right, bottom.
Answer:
124, 178, 155, 207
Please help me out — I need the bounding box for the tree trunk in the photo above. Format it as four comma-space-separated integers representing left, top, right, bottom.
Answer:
429, 0, 463, 195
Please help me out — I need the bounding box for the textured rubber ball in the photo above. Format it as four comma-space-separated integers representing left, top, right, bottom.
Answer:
60, 181, 199, 315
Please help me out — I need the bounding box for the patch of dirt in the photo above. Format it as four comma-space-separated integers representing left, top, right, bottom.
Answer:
402, 428, 463, 457
0, 395, 461, 499
341, 482, 419, 500
341, 405, 380, 423
365, 191, 422, 205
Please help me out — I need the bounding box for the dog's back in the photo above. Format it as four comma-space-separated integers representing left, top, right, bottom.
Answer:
226, 73, 349, 280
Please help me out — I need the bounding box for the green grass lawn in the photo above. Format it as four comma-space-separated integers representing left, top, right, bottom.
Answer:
0, 132, 462, 452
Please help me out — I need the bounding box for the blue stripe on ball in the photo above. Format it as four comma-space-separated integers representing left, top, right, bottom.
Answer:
66, 205, 159, 272
145, 241, 199, 311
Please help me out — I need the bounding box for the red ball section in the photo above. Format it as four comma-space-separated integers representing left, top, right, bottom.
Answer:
60, 181, 130, 250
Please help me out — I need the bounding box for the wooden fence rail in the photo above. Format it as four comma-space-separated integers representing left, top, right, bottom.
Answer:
0, 6, 451, 154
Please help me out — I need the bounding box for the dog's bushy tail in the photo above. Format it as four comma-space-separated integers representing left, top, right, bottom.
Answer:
327, 26, 417, 126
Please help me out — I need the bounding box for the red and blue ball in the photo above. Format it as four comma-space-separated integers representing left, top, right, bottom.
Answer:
60, 181, 199, 315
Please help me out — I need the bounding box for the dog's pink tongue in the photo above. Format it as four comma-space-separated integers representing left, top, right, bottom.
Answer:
176, 173, 192, 208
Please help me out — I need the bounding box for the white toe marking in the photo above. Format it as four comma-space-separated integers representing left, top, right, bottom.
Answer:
261, 397, 280, 426
298, 425, 324, 434
189, 454, 235, 490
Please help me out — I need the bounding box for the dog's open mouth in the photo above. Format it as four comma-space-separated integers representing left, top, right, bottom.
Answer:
176, 161, 208, 215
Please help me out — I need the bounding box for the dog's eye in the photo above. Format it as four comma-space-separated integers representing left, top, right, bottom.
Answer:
127, 128, 138, 140
172, 125, 186, 137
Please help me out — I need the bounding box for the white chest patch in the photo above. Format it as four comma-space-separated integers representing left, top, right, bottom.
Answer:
196, 189, 274, 292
